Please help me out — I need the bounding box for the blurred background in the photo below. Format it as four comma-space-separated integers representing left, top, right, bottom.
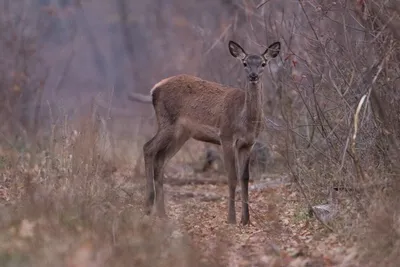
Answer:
0, 0, 296, 144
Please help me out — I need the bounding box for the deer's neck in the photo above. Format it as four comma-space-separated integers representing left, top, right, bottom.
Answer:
243, 82, 263, 128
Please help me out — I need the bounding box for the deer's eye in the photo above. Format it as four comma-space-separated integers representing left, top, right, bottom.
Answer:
243, 62, 248, 67
261, 62, 266, 67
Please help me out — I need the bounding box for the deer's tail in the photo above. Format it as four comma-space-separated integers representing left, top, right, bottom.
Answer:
127, 92, 152, 103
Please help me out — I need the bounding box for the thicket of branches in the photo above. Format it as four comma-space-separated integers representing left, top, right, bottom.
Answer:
273, 1, 400, 265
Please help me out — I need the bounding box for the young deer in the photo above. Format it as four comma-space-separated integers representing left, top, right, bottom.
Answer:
130, 41, 280, 225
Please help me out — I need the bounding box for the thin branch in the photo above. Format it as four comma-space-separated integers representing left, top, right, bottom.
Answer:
256, 0, 271, 10
204, 24, 232, 55
352, 94, 368, 182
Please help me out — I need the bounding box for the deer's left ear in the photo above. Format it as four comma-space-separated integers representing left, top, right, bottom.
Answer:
262, 41, 281, 60
229, 41, 247, 60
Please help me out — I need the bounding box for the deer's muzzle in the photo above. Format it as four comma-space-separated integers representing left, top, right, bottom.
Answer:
249, 73, 259, 82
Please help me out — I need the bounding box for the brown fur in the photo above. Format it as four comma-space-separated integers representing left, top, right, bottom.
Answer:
137, 41, 281, 225
152, 75, 253, 144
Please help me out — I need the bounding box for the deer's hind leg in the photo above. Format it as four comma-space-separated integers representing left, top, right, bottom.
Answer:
143, 126, 189, 217
143, 134, 157, 215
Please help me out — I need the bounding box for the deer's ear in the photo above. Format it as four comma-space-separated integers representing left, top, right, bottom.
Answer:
262, 41, 281, 59
229, 41, 247, 60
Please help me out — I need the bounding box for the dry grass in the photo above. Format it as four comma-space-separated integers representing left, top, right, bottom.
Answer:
0, 108, 225, 267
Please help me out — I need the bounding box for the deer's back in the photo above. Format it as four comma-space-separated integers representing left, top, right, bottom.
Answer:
152, 75, 243, 126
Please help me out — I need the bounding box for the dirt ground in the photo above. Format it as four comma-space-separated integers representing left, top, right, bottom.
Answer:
120, 141, 359, 267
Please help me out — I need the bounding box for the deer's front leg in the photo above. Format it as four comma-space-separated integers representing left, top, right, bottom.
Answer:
235, 144, 252, 225
221, 140, 237, 224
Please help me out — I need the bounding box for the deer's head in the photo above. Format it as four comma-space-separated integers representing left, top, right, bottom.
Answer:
229, 41, 281, 84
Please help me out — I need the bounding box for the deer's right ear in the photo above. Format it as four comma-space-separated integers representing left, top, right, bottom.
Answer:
262, 41, 281, 60
229, 41, 247, 60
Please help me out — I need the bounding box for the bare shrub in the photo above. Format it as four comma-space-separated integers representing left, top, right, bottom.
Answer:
268, 0, 400, 264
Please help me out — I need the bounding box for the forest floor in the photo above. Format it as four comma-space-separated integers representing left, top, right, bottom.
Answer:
130, 162, 359, 267
0, 137, 360, 267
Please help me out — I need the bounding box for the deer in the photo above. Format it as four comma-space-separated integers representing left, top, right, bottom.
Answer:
129, 40, 281, 225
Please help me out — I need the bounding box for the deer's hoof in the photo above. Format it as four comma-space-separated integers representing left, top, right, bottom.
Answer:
227, 216, 237, 224
240, 219, 250, 226
144, 206, 152, 216
155, 209, 167, 219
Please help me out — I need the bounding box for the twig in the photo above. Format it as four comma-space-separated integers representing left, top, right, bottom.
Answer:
106, 86, 115, 120
120, 188, 134, 198
352, 94, 367, 182
204, 24, 232, 55
256, 0, 271, 9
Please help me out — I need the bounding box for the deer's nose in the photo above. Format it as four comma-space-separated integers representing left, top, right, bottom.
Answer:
249, 73, 258, 81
